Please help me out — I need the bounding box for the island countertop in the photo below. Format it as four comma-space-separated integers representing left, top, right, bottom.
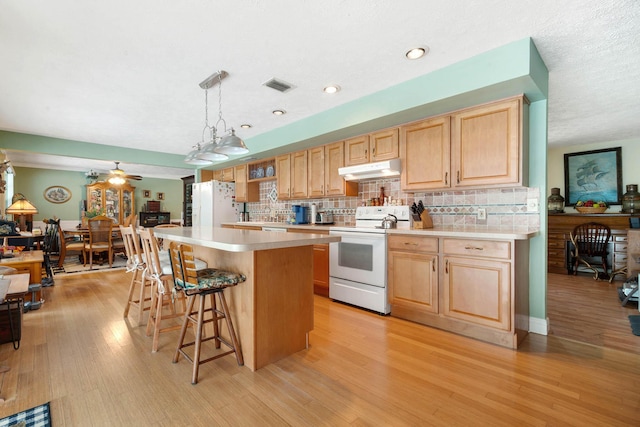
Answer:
153, 226, 340, 252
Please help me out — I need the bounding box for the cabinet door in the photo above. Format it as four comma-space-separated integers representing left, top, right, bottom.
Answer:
105, 186, 120, 223
345, 135, 370, 166
370, 128, 399, 161
313, 244, 329, 297
308, 146, 325, 197
401, 116, 451, 191
388, 250, 438, 314
324, 141, 358, 197
276, 154, 291, 199
443, 256, 511, 330
122, 187, 134, 220
221, 167, 235, 182
291, 150, 308, 199
234, 164, 248, 202
451, 97, 522, 188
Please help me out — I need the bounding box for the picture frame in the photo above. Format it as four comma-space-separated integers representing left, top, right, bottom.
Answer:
564, 147, 623, 206
157, 192, 164, 201
43, 186, 72, 204
143, 189, 151, 198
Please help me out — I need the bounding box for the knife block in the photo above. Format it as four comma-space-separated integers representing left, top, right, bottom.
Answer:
413, 210, 433, 229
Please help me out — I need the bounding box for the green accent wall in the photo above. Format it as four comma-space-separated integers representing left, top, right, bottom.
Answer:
11, 167, 182, 224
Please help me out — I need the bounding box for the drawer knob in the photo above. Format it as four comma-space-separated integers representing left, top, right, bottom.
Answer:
465, 246, 484, 251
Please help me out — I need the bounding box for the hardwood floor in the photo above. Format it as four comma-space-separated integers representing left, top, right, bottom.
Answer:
547, 272, 640, 354
0, 270, 639, 426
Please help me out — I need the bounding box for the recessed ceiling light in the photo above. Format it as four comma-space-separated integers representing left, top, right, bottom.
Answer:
240, 124, 252, 129
323, 85, 341, 94
272, 109, 286, 116
406, 46, 429, 60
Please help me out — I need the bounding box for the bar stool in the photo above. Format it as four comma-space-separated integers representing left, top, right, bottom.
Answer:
120, 225, 152, 326
139, 228, 187, 353
169, 242, 245, 384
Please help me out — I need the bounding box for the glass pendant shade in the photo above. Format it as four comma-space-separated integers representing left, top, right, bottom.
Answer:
197, 142, 229, 161
547, 187, 564, 213
214, 129, 249, 155
621, 184, 640, 214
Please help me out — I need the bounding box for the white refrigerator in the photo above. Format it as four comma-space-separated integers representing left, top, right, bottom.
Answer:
191, 181, 238, 227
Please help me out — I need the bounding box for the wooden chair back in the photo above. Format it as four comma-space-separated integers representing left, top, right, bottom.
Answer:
87, 215, 113, 248
119, 225, 143, 270
571, 222, 611, 257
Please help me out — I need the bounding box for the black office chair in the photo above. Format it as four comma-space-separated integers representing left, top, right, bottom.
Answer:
569, 222, 611, 280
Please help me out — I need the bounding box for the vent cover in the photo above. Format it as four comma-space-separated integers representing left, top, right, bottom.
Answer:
263, 78, 295, 93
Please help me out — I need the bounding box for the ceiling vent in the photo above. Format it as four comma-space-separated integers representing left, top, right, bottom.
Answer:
263, 78, 295, 93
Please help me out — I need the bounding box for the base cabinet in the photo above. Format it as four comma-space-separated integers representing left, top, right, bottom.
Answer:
388, 234, 529, 349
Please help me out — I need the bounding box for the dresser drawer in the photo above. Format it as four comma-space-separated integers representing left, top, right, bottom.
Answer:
442, 238, 511, 260
388, 235, 438, 252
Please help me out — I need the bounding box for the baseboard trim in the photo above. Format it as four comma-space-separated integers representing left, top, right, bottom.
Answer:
529, 316, 549, 335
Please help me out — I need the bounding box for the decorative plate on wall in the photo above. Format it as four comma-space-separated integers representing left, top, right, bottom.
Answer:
44, 186, 72, 203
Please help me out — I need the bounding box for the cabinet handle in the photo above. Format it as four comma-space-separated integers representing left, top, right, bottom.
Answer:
445, 172, 448, 185
432, 258, 436, 272
465, 246, 484, 251
372, 147, 375, 155
403, 242, 418, 246
457, 171, 460, 184
445, 259, 449, 274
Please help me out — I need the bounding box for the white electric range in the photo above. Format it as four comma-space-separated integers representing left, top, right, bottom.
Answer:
329, 206, 412, 314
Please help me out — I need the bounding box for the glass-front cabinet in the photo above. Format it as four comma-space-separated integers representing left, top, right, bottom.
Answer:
86, 182, 135, 225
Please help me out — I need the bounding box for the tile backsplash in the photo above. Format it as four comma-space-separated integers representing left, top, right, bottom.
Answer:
244, 177, 540, 229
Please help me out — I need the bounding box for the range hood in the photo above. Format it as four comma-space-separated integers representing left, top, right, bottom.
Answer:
338, 158, 401, 181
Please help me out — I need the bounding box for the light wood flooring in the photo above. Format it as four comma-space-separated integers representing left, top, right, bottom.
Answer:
0, 270, 639, 426
547, 272, 640, 354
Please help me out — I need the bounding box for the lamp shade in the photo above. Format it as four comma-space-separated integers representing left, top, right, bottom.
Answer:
184, 145, 213, 165
214, 129, 249, 155
198, 142, 229, 161
6, 199, 38, 214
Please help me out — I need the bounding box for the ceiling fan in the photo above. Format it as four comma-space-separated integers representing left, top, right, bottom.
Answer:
108, 161, 143, 183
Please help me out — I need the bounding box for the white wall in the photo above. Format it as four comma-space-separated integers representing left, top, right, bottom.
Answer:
548, 137, 640, 212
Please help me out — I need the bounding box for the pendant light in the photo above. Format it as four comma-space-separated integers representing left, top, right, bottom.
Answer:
208, 70, 249, 156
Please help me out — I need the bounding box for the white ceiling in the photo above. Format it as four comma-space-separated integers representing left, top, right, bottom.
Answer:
1, 0, 639, 179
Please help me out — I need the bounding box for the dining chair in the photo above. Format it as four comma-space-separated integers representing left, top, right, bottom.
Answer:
120, 225, 152, 326
138, 228, 186, 352
170, 241, 245, 384
57, 227, 86, 268
569, 222, 612, 280
86, 215, 114, 270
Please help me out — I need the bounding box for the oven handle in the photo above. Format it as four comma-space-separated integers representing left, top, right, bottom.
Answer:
330, 231, 385, 241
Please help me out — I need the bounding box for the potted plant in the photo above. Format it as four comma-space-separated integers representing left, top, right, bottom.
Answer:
82, 207, 105, 227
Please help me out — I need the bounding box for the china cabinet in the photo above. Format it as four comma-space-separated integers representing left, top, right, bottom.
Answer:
86, 181, 135, 225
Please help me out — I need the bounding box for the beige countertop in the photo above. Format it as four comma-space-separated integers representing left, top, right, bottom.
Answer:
154, 226, 340, 252
225, 222, 538, 240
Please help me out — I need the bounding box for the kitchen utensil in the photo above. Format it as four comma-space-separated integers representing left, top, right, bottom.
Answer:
417, 200, 425, 214
381, 214, 397, 229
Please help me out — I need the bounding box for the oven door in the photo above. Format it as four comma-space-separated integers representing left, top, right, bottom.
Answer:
329, 230, 386, 287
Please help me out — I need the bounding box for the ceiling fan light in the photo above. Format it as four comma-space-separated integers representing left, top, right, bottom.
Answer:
214, 129, 249, 155
197, 142, 229, 161
108, 175, 127, 185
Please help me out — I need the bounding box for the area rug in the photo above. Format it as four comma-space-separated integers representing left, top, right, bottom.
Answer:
629, 315, 640, 336
0, 401, 51, 427
52, 254, 127, 276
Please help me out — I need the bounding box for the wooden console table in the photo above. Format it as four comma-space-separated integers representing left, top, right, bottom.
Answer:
548, 213, 639, 275
0, 251, 43, 301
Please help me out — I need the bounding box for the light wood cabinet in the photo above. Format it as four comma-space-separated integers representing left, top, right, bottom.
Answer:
86, 181, 135, 225
388, 233, 529, 349
324, 141, 358, 197
276, 154, 292, 199
400, 116, 451, 190
345, 128, 399, 166
287, 228, 330, 297
308, 146, 325, 198
276, 151, 307, 200
388, 235, 439, 315
234, 164, 259, 203
451, 96, 525, 188
400, 95, 527, 192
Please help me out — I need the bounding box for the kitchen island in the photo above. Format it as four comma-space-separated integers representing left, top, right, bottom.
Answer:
153, 226, 340, 371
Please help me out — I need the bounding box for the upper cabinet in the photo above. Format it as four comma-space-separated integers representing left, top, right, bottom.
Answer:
234, 164, 260, 203
451, 96, 526, 189
86, 181, 135, 225
277, 151, 308, 199
401, 95, 527, 192
345, 128, 399, 166
401, 116, 451, 191
308, 146, 325, 198
324, 141, 358, 197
